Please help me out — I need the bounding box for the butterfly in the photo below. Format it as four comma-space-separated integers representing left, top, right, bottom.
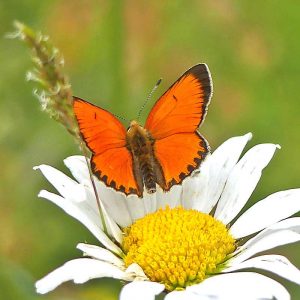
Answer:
73, 63, 213, 197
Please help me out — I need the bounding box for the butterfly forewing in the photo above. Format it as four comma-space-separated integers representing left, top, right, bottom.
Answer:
74, 98, 127, 153
145, 64, 212, 139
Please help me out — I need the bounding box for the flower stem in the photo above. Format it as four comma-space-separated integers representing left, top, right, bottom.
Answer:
82, 144, 108, 235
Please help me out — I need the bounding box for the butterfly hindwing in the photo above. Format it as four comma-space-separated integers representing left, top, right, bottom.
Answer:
91, 146, 140, 196
73, 97, 139, 195
154, 132, 209, 189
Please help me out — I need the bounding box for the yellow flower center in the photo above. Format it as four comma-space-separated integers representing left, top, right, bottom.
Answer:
122, 206, 236, 291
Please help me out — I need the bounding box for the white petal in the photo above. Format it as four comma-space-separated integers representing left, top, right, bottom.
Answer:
124, 193, 148, 221
230, 189, 300, 238
35, 163, 101, 220
125, 263, 148, 279
156, 185, 183, 210
97, 182, 135, 227
65, 156, 156, 222
65, 155, 135, 227
64, 155, 162, 226
38, 190, 122, 255
33, 165, 89, 206
34, 164, 86, 202
215, 143, 280, 224
97, 192, 123, 244
141, 192, 158, 215
224, 254, 300, 285
76, 243, 124, 268
182, 158, 210, 212
184, 133, 252, 213
231, 217, 300, 264
36, 258, 132, 294
37, 161, 123, 245
64, 155, 90, 184
79, 183, 123, 244
186, 272, 290, 300
120, 281, 165, 300
165, 290, 201, 300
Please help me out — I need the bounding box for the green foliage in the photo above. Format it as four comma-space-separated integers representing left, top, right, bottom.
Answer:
0, 258, 38, 300
1, 1, 299, 299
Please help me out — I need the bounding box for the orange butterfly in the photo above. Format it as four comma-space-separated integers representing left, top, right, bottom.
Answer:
73, 64, 212, 197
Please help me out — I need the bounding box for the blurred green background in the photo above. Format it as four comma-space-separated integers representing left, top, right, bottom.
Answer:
1, 1, 299, 299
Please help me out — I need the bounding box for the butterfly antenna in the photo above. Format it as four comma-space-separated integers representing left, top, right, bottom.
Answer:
113, 113, 129, 123
137, 78, 162, 121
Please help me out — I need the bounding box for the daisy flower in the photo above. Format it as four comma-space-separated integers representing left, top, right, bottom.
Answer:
34, 133, 300, 299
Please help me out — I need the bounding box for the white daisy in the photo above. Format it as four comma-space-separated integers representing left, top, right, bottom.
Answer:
34, 133, 300, 300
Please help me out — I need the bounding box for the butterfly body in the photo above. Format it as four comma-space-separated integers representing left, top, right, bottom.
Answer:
126, 120, 166, 195
73, 63, 213, 198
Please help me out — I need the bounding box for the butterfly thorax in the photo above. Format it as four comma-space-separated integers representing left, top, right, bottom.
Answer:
126, 120, 166, 196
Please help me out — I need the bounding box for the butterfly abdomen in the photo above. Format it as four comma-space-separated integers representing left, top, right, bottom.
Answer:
126, 121, 165, 196
139, 153, 156, 194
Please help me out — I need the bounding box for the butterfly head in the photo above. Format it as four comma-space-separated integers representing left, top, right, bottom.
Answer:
126, 120, 149, 144
128, 120, 139, 128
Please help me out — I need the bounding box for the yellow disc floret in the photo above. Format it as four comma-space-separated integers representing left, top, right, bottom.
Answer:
122, 206, 236, 291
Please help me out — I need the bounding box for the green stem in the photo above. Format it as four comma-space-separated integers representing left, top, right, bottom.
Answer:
81, 143, 108, 235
